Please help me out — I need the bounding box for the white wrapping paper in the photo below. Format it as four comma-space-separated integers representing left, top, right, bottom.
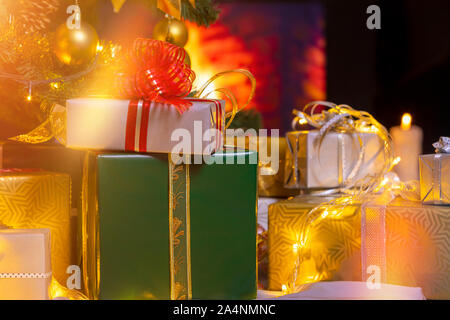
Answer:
66, 98, 225, 155
257, 281, 425, 300
285, 131, 385, 189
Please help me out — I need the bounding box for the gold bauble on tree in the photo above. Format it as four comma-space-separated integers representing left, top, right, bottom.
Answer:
53, 22, 99, 66
153, 17, 188, 47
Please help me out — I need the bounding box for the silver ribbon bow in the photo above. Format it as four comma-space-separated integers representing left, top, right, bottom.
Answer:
433, 137, 450, 154
291, 101, 394, 194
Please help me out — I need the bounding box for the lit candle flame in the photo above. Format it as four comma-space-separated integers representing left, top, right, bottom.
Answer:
401, 113, 412, 130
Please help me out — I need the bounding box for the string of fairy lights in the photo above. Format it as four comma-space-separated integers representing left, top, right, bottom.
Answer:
0, 54, 99, 101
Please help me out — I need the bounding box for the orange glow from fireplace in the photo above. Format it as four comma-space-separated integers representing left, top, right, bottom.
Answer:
184, 22, 255, 111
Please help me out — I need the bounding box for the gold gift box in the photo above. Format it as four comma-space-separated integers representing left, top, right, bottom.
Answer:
0, 171, 73, 286
267, 195, 341, 290
268, 196, 450, 299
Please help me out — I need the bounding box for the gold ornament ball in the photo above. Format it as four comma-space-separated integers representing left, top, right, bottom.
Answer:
53, 22, 99, 66
153, 18, 188, 47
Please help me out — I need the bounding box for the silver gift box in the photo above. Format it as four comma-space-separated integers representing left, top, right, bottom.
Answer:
284, 130, 385, 189
419, 153, 450, 205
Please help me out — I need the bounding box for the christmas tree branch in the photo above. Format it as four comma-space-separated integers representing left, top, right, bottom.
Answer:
180, 0, 220, 27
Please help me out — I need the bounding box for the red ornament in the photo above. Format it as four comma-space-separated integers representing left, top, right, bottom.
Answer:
118, 38, 196, 113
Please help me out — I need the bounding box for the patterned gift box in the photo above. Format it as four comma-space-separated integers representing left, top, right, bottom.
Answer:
0, 228, 51, 300
0, 170, 73, 286
267, 195, 340, 290
81, 149, 258, 300
257, 197, 285, 290
268, 196, 450, 299
0, 141, 84, 209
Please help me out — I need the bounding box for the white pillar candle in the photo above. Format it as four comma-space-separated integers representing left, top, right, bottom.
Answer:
390, 113, 423, 181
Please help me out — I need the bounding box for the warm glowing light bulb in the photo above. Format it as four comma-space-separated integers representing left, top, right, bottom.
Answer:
26, 95, 32, 101
74, 30, 86, 42
401, 113, 412, 130
282, 284, 288, 295
51, 82, 59, 89
96, 43, 103, 52
320, 209, 329, 219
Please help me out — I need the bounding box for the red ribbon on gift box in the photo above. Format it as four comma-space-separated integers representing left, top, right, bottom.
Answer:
124, 99, 224, 153
117, 38, 196, 114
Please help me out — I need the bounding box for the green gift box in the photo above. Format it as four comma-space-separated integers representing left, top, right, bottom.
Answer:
82, 149, 258, 300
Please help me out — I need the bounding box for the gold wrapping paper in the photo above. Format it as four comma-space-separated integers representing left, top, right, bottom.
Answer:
267, 195, 342, 290
268, 196, 450, 299
0, 171, 73, 286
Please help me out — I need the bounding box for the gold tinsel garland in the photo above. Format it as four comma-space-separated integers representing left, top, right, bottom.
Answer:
2, 0, 60, 33
0, 16, 121, 134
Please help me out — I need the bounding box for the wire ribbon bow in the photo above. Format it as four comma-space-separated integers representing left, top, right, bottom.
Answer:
291, 101, 394, 194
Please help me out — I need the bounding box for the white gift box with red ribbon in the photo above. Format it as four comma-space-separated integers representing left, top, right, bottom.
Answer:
66, 98, 225, 155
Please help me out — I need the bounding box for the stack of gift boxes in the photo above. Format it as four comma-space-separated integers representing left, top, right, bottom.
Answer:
0, 97, 259, 300
0, 60, 448, 300
259, 104, 450, 299
0, 40, 259, 299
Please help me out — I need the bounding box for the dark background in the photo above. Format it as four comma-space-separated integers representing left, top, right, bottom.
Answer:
324, 0, 449, 153
219, 0, 449, 152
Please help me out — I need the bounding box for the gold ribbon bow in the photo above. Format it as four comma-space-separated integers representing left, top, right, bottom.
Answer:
194, 69, 256, 129
292, 101, 395, 195
9, 104, 66, 145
